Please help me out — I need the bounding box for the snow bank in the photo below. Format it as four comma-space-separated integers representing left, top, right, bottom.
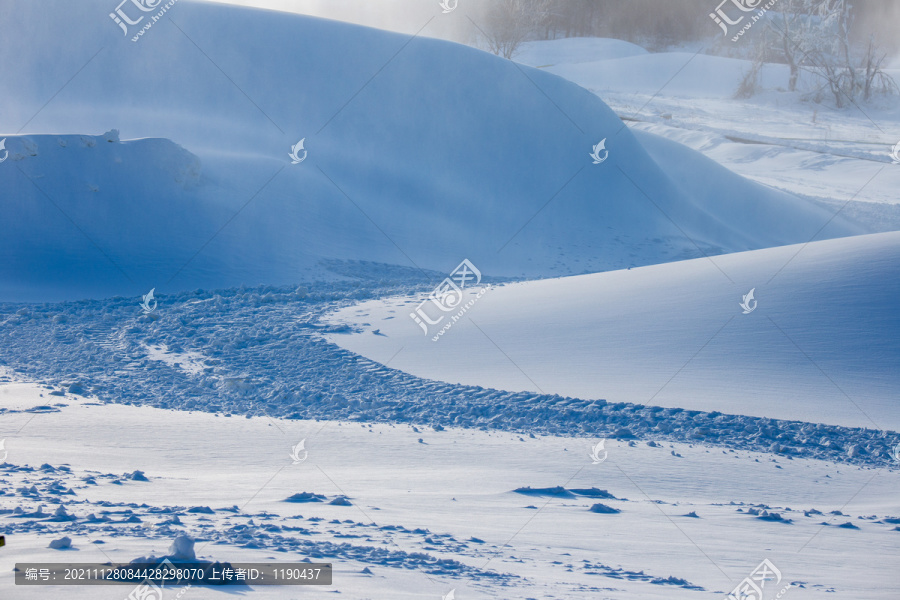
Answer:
0, 1, 862, 301
326, 232, 900, 429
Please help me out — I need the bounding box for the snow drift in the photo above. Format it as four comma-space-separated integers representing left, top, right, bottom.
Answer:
0, 1, 862, 301
326, 232, 900, 429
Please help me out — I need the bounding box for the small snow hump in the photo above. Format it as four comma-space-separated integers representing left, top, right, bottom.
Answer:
48, 536, 73, 550
284, 492, 326, 503
168, 534, 196, 560
187, 505, 214, 514
588, 503, 621, 514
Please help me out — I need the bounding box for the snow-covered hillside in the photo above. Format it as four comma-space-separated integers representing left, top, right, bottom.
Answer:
516, 37, 900, 219
0, 1, 863, 301
326, 232, 900, 430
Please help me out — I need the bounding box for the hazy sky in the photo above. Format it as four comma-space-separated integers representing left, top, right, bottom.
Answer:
201, 0, 477, 42
200, 0, 900, 65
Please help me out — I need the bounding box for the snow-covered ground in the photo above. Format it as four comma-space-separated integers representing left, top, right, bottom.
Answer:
516, 37, 900, 228
2, 379, 898, 599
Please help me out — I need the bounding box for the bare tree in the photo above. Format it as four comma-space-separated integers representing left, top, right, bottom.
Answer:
860, 36, 899, 100
482, 0, 553, 59
734, 48, 766, 98
809, 0, 897, 105
766, 0, 897, 105
766, 0, 823, 92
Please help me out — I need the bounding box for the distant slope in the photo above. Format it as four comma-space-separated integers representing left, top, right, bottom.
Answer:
516, 37, 900, 214
517, 38, 775, 98
515, 37, 649, 66
325, 232, 900, 430
0, 1, 863, 301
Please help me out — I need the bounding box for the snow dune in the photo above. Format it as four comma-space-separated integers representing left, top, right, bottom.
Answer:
1, 1, 863, 302
326, 232, 900, 430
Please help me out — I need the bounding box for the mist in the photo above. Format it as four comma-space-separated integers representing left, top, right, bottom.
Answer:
202, 0, 480, 43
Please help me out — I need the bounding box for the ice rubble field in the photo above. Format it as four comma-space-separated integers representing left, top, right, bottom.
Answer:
0, 0, 899, 598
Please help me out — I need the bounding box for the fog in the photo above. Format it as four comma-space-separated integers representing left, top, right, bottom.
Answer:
203, 0, 479, 43
206, 0, 899, 58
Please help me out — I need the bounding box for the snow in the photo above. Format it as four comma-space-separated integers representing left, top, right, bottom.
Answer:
516, 36, 900, 228
326, 232, 900, 430
0, 2, 866, 302
1, 383, 898, 599
1, 3, 898, 599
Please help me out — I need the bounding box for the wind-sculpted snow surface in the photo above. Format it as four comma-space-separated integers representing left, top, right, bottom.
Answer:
0, 1, 862, 301
0, 461, 511, 580
0, 268, 896, 468
328, 232, 900, 430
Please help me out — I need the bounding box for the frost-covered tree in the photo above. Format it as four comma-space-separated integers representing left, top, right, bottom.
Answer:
764, 0, 897, 105
481, 0, 554, 59
766, 0, 820, 92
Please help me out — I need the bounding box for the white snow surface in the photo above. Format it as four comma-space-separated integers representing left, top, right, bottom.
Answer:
326, 232, 900, 430
516, 37, 900, 222
0, 381, 897, 599
1, 9, 899, 600
0, 2, 864, 302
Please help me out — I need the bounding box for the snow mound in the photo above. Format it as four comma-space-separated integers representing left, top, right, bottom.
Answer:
0, 1, 863, 301
1, 133, 206, 301
48, 536, 73, 550
326, 232, 900, 429
169, 534, 197, 560
588, 503, 621, 514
